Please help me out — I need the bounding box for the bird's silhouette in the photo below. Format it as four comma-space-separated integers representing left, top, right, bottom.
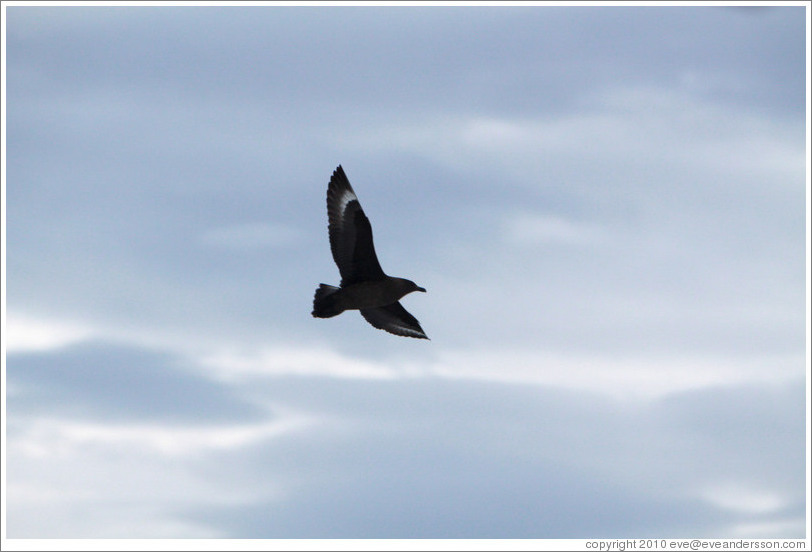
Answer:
312, 165, 428, 339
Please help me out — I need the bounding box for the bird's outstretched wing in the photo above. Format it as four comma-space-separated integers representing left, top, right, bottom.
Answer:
360, 302, 429, 339
327, 166, 386, 286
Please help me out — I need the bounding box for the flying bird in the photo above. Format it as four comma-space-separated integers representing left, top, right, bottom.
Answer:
312, 165, 428, 339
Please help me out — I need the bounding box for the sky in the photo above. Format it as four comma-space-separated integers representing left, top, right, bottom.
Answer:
2, 2, 809, 543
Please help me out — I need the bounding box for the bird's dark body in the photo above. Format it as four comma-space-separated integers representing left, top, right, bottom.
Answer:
312, 166, 428, 339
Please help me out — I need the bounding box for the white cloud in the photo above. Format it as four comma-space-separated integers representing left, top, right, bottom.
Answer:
698, 482, 788, 515
199, 222, 303, 251
6, 411, 319, 538
11, 413, 313, 458
343, 84, 804, 189
503, 213, 606, 247
433, 349, 804, 401
9, 306, 802, 403
197, 346, 405, 383
4, 313, 96, 353
6, 336, 804, 538
725, 519, 808, 539
194, 342, 805, 403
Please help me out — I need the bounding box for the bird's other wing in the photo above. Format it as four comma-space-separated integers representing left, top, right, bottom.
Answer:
360, 302, 429, 339
327, 165, 386, 285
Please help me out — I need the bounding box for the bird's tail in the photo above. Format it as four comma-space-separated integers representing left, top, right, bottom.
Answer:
312, 284, 343, 318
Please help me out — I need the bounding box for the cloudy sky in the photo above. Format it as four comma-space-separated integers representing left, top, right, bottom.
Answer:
3, 3, 809, 542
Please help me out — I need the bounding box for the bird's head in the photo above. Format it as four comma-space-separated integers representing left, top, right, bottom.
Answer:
396, 278, 426, 296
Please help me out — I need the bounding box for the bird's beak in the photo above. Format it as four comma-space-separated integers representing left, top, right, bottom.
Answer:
416, 286, 426, 293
